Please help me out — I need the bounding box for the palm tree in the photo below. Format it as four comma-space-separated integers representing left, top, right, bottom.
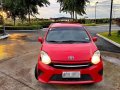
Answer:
57, 0, 89, 20
25, 0, 50, 24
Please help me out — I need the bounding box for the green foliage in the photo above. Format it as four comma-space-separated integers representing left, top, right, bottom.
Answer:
3, 0, 27, 25
96, 18, 109, 24
3, 0, 50, 25
76, 18, 109, 24
38, 21, 53, 28
0, 15, 4, 25
2, 26, 42, 30
0, 29, 5, 35
117, 30, 120, 36
84, 23, 96, 26
21, 0, 50, 23
114, 18, 120, 27
57, 0, 89, 19
3, 18, 110, 29
0, 19, 52, 30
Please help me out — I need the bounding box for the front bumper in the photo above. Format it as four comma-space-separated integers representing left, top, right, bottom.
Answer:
37, 58, 103, 84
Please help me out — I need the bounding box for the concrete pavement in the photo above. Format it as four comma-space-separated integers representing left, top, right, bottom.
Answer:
0, 25, 120, 90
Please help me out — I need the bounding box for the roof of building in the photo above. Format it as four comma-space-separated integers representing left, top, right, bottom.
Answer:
50, 17, 72, 20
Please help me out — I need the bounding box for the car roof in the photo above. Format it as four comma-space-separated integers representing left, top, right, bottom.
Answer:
49, 23, 83, 28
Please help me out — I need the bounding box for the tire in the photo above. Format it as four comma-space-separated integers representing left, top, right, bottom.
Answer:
34, 64, 38, 80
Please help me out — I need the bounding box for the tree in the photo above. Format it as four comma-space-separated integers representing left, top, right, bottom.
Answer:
3, 0, 27, 25
3, 0, 50, 25
17, 0, 28, 24
0, 15, 4, 25
4, 0, 20, 25
115, 18, 120, 36
25, 0, 50, 24
57, 0, 89, 20
115, 18, 120, 26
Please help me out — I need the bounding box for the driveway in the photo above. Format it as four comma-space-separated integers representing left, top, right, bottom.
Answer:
0, 28, 120, 90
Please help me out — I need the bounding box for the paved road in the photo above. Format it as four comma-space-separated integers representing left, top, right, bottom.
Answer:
0, 25, 120, 90
85, 25, 120, 53
86, 24, 120, 34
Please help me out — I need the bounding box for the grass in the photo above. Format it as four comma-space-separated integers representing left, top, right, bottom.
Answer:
83, 23, 97, 26
100, 31, 120, 44
83, 23, 108, 26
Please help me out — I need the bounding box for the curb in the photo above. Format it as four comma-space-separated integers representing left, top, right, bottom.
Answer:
0, 34, 10, 40
97, 34, 120, 48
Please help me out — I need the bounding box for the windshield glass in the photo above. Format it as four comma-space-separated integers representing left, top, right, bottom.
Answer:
46, 27, 91, 43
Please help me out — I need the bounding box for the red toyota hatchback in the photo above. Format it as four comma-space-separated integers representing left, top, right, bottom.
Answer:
35, 23, 103, 84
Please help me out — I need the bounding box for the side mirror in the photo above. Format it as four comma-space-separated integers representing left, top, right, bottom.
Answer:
92, 37, 97, 42
38, 37, 43, 43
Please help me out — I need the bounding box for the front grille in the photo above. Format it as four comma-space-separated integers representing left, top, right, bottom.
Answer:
50, 74, 93, 81
50, 63, 93, 69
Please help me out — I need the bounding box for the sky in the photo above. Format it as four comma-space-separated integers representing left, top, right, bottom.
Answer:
36, 0, 120, 19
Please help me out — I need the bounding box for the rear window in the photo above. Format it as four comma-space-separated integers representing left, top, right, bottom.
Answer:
46, 27, 91, 43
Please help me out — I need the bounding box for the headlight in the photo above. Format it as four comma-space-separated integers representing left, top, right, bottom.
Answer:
91, 50, 101, 64
40, 51, 51, 64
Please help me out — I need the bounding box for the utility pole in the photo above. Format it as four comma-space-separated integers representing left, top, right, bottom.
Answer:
109, 0, 113, 36
95, 2, 98, 24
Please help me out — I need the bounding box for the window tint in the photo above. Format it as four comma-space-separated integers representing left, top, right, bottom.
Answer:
46, 27, 90, 43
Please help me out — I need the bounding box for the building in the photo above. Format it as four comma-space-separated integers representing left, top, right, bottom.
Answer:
50, 17, 72, 22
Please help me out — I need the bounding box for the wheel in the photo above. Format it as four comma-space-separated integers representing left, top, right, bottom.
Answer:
34, 64, 38, 80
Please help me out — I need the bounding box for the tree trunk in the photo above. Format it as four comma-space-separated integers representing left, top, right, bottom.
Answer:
28, 3, 31, 24
21, 19, 24, 25
13, 17, 16, 26
70, 12, 72, 22
75, 13, 77, 20
73, 11, 74, 21
28, 12, 30, 24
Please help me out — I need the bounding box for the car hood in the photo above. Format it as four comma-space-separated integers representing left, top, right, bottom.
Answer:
42, 43, 97, 63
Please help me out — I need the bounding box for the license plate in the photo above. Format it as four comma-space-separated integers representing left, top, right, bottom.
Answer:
62, 72, 80, 78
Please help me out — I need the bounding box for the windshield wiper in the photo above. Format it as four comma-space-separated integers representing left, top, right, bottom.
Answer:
47, 40, 63, 43
61, 40, 89, 43
47, 40, 89, 43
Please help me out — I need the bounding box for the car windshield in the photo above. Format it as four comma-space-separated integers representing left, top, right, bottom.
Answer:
46, 27, 91, 43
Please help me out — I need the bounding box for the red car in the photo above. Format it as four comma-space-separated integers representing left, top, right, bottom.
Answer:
35, 23, 103, 84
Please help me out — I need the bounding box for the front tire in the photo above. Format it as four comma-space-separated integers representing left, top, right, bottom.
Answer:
35, 64, 38, 80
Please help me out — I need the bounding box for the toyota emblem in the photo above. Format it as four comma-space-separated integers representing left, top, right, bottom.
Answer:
68, 56, 74, 60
